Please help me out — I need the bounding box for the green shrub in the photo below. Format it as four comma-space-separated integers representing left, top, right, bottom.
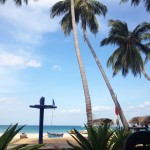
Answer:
110, 127, 131, 150
66, 125, 131, 150
0, 124, 44, 150
67, 124, 114, 150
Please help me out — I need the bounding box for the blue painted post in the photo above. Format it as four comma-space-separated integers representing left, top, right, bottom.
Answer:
39, 97, 44, 144
30, 97, 57, 144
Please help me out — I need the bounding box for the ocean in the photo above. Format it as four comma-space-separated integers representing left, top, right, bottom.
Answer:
0, 125, 149, 134
0, 125, 85, 134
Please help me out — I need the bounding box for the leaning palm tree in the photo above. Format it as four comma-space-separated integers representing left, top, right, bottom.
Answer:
120, 0, 150, 13
51, 0, 129, 128
0, 0, 28, 5
101, 20, 150, 81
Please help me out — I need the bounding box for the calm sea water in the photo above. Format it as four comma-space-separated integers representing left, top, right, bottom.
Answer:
0, 125, 85, 134
0, 125, 149, 134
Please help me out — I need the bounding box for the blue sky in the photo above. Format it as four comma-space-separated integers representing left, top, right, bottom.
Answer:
0, 0, 149, 126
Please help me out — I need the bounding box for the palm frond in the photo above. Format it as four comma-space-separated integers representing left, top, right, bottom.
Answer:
108, 20, 128, 37
14, 0, 28, 5
50, 0, 70, 18
88, 0, 107, 16
144, 0, 150, 12
120, 0, 150, 12
136, 42, 150, 55
61, 12, 72, 36
86, 14, 99, 34
0, 0, 28, 5
131, 22, 150, 39
67, 128, 92, 150
0, 124, 25, 150
144, 53, 150, 63
111, 128, 131, 150
101, 35, 126, 46
18, 144, 44, 150
131, 0, 141, 6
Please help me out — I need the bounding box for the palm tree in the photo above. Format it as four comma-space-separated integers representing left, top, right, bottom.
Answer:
70, 0, 93, 126
0, 0, 28, 5
101, 20, 150, 81
120, 0, 150, 12
52, 0, 93, 126
50, 0, 129, 128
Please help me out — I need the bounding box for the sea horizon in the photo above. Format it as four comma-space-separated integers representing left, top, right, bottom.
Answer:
0, 125, 85, 134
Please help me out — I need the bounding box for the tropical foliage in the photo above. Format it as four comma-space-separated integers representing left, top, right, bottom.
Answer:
120, 0, 150, 12
110, 128, 131, 150
51, 0, 107, 36
51, 0, 129, 129
0, 124, 44, 150
66, 124, 131, 150
101, 20, 150, 81
67, 124, 114, 150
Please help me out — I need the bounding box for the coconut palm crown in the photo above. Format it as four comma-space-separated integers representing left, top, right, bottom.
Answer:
101, 20, 150, 80
120, 0, 150, 12
50, 0, 107, 36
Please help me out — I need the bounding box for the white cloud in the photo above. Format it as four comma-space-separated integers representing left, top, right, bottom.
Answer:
126, 101, 150, 111
52, 65, 62, 71
29, 0, 60, 8
138, 101, 150, 108
26, 60, 41, 68
61, 109, 81, 113
0, 52, 41, 69
0, 2, 60, 45
0, 97, 21, 106
124, 101, 150, 120
93, 105, 112, 112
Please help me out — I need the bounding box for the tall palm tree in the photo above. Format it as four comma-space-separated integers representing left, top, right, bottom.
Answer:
52, 0, 93, 126
71, 0, 93, 126
101, 20, 150, 81
51, 0, 129, 128
120, 0, 150, 12
0, 0, 28, 5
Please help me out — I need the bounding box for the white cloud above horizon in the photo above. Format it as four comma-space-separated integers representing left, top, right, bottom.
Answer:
93, 105, 112, 112
0, 51, 41, 69
0, 97, 22, 106
124, 101, 150, 120
61, 109, 81, 113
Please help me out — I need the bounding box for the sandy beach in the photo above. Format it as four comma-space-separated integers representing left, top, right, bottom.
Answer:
7, 133, 87, 149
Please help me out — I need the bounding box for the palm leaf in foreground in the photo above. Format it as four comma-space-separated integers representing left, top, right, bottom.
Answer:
67, 124, 114, 150
110, 128, 131, 150
0, 124, 25, 150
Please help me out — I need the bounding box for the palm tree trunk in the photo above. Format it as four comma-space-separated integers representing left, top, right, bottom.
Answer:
140, 68, 150, 81
70, 0, 93, 126
83, 28, 129, 129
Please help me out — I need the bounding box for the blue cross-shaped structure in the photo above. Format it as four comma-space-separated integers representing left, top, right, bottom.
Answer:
30, 97, 57, 144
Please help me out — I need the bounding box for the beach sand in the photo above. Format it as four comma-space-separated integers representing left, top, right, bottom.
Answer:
7, 133, 87, 149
